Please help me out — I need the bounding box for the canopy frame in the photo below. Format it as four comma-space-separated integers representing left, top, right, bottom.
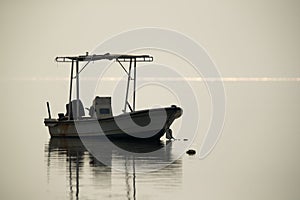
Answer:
56, 53, 153, 118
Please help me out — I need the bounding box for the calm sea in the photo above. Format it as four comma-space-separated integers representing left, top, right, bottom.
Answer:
0, 81, 299, 199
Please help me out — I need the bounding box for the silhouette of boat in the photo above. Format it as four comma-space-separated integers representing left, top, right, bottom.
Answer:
44, 53, 182, 140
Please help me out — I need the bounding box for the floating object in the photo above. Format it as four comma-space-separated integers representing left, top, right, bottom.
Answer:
44, 53, 183, 140
186, 149, 196, 155
183, 139, 188, 141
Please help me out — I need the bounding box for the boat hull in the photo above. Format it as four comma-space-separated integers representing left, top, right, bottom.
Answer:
44, 106, 182, 140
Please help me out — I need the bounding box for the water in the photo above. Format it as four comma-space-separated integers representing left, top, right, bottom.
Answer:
45, 138, 182, 200
1, 81, 300, 199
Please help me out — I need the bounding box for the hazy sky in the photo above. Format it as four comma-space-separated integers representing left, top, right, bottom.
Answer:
1, 0, 299, 80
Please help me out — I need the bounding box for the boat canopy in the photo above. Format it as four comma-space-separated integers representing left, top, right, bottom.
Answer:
55, 53, 153, 63
56, 52, 153, 118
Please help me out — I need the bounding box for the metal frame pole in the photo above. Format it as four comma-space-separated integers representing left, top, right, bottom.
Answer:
76, 60, 79, 119
133, 58, 136, 111
123, 59, 132, 112
68, 60, 74, 120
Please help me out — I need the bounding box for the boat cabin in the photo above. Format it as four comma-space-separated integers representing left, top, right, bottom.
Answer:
88, 96, 112, 119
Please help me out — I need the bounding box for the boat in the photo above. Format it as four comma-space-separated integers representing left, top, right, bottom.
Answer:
44, 53, 183, 140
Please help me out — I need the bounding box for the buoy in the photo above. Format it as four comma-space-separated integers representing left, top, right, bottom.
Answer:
186, 149, 196, 155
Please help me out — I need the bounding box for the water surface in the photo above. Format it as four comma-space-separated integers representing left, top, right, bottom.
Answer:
0, 81, 299, 200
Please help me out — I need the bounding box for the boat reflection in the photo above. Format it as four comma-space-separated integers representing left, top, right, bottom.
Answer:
45, 138, 182, 199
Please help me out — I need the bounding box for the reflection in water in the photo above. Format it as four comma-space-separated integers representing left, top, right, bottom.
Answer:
45, 138, 182, 199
